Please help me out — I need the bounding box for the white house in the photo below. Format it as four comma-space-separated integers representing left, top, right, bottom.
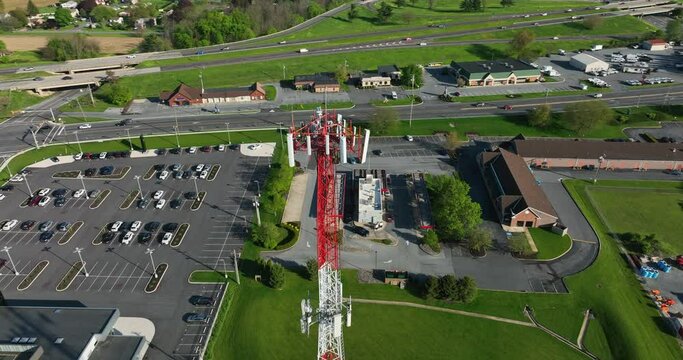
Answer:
60, 1, 79, 9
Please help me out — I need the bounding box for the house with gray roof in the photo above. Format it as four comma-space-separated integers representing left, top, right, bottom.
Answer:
450, 59, 541, 86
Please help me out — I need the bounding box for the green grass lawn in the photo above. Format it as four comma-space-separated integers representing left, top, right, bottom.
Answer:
528, 228, 572, 260
0, 71, 52, 81
582, 180, 683, 254
0, 51, 54, 69
0, 90, 46, 123
263, 85, 277, 101
371, 95, 422, 107
58, 97, 114, 113
279, 101, 354, 111
189, 270, 230, 283
59, 116, 113, 124
452, 87, 609, 103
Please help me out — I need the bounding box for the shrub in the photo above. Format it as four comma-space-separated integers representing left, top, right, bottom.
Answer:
422, 229, 441, 252
267, 261, 285, 289
424, 275, 439, 299
305, 258, 318, 281
251, 222, 281, 249
455, 276, 478, 303
438, 274, 458, 300
467, 228, 493, 254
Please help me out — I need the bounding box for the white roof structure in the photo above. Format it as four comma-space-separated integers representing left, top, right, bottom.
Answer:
357, 175, 383, 225
570, 53, 607, 66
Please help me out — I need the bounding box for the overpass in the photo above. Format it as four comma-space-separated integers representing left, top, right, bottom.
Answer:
0, 67, 160, 93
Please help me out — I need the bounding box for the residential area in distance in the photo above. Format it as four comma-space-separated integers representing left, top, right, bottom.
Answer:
2, 0, 683, 360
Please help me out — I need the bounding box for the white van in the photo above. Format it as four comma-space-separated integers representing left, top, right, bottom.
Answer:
391, 91, 398, 100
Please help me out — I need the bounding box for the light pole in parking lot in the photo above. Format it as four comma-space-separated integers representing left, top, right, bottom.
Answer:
74, 131, 83, 154
1, 155, 13, 177
173, 109, 181, 149
279, 122, 284, 149
253, 196, 261, 226
2, 246, 19, 275
253, 180, 260, 197
225, 122, 231, 144
23, 175, 33, 196
593, 154, 606, 184
134, 175, 143, 200
146, 248, 158, 278
233, 250, 240, 285
78, 175, 89, 199
409, 74, 415, 128
125, 129, 133, 151
74, 247, 89, 277
192, 177, 199, 196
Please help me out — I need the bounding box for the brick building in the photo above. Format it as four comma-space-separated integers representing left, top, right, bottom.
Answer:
160, 82, 266, 107
293, 73, 340, 93
450, 59, 540, 86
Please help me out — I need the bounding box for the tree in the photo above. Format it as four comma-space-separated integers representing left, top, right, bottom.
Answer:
666, 19, 682, 43
0, 0, 4, 14
139, 33, 171, 52
438, 275, 458, 300
460, 0, 483, 12
307, 2, 324, 18
426, 174, 482, 241
376, 1, 393, 23
455, 276, 478, 303
42, 35, 100, 61
348, 3, 358, 19
26, 0, 39, 16
500, 0, 515, 7
527, 104, 552, 128
422, 229, 441, 252
266, 261, 285, 289
444, 131, 460, 151
401, 64, 423, 88
395, 0, 406, 7
508, 233, 530, 256
563, 100, 613, 135
77, 0, 98, 16
410, 0, 418, 4
467, 228, 492, 254
54, 7, 73, 27
509, 29, 536, 59
583, 15, 603, 30
171, 0, 193, 22
251, 222, 281, 249
8, 9, 28, 27
428, 0, 435, 9
367, 107, 399, 136
423, 275, 439, 299
305, 258, 318, 280
90, 6, 117, 23
335, 63, 349, 86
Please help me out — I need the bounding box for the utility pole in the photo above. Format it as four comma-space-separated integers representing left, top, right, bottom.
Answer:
253, 196, 261, 226
49, 108, 56, 123
126, 129, 133, 151
75, 96, 87, 123
87, 85, 95, 105
593, 155, 605, 184
253, 180, 261, 197
134, 175, 143, 200
78, 175, 89, 199
2, 156, 13, 177
74, 131, 83, 153
279, 122, 285, 150
225, 122, 231, 144
29, 127, 40, 149
409, 74, 415, 128
283, 65, 286, 80
2, 246, 19, 275
146, 248, 158, 278
233, 249, 240, 284
74, 247, 89, 277
193, 177, 199, 195
199, 72, 205, 94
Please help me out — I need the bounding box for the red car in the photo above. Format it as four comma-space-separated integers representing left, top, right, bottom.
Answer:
503, 105, 513, 110
29, 196, 43, 207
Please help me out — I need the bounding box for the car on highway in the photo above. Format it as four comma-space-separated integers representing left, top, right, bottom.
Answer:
115, 119, 132, 126
159, 170, 169, 180
79, 124, 92, 130
38, 196, 51, 207
33, 77, 44, 81
40, 231, 54, 242
155, 199, 166, 209
39, 221, 54, 232
23, 67, 34, 71
126, 54, 137, 59
161, 232, 173, 245
73, 189, 86, 198
503, 105, 513, 110
57, 222, 70, 231
2, 219, 18, 231
62, 76, 73, 80
20, 220, 36, 230
593, 93, 603, 98
121, 231, 134, 245
38, 188, 51, 196
130, 220, 142, 232
111, 221, 123, 232
475, 102, 486, 107
153, 190, 165, 200
279, 41, 287, 44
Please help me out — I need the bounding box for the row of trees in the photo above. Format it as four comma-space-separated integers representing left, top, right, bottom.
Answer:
667, 19, 683, 43
256, 258, 286, 289
424, 274, 478, 303
526, 101, 615, 135
42, 34, 100, 61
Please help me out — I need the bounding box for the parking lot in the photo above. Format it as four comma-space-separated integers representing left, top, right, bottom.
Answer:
0, 145, 270, 359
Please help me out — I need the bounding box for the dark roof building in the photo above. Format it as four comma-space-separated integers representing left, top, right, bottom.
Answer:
293, 73, 340, 93
450, 59, 541, 86
479, 149, 558, 228
0, 306, 146, 360
377, 64, 401, 79
160, 82, 266, 106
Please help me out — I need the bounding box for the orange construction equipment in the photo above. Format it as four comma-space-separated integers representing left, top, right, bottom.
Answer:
661, 305, 670, 313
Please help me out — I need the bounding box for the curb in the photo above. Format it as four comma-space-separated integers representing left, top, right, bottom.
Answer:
17, 260, 49, 291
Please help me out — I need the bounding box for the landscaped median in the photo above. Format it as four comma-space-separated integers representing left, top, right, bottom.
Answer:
17, 260, 49, 291
89, 189, 111, 209
170, 223, 190, 247
52, 170, 81, 178
371, 95, 422, 107
188, 270, 229, 284
528, 228, 573, 261
56, 261, 84, 292
143, 165, 157, 180
120, 190, 140, 210
145, 263, 168, 293
279, 101, 353, 111
206, 164, 221, 181
190, 192, 206, 211
58, 221, 83, 245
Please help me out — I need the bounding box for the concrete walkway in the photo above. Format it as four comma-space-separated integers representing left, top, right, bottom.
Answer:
354, 298, 534, 327
576, 309, 592, 349
282, 173, 308, 223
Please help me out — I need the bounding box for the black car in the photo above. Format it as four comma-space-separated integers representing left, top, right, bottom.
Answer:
170, 198, 182, 209
52, 188, 68, 198
373, 149, 383, 156
39, 231, 55, 242
154, 164, 166, 171
185, 191, 197, 200
170, 147, 181, 154
0, 185, 14, 191
99, 166, 114, 175
115, 118, 132, 127
351, 225, 369, 237
200, 146, 212, 153
20, 220, 35, 230
120, 151, 131, 158
145, 221, 160, 232
20, 169, 32, 175
57, 222, 70, 231
163, 223, 178, 232
102, 232, 116, 243
54, 198, 66, 207
84, 168, 97, 177
50, 157, 60, 163
137, 199, 150, 209
138, 232, 152, 243
182, 170, 193, 179
185, 313, 208, 323
191, 296, 215, 306
156, 148, 167, 156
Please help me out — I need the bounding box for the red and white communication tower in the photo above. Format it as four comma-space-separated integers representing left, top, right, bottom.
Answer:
288, 108, 370, 360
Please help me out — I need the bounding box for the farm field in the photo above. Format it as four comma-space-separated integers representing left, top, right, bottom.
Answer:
0, 35, 142, 54
3, 0, 57, 11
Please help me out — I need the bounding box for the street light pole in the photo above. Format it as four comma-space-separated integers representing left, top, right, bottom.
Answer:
74, 247, 89, 277
193, 177, 199, 195
409, 75, 415, 128
279, 122, 285, 149
225, 122, 231, 144
233, 249, 240, 285
126, 128, 133, 151
593, 155, 605, 184
1, 156, 13, 177
254, 180, 260, 197
146, 248, 158, 278
134, 175, 143, 200
253, 196, 261, 226
29, 127, 40, 149
173, 110, 181, 149
23, 174, 33, 196
2, 246, 19, 275
78, 175, 89, 199
74, 131, 83, 154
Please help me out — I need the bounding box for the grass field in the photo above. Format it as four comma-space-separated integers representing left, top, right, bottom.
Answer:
3, 0, 56, 11
0, 51, 53, 69
0, 90, 45, 123
528, 228, 573, 260
58, 98, 114, 113
582, 180, 683, 254
279, 101, 354, 111
0, 35, 142, 55
452, 86, 610, 103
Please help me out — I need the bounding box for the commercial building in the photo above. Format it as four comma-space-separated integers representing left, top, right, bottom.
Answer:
357, 174, 383, 225
449, 59, 541, 86
0, 306, 148, 360
359, 74, 392, 88
480, 149, 558, 228
642, 39, 668, 51
293, 73, 340, 93
377, 65, 402, 80
509, 138, 683, 171
160, 82, 266, 107
569, 53, 609, 73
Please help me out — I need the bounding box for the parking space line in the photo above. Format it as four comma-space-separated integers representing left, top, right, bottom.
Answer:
118, 262, 139, 292
130, 263, 150, 293
85, 262, 110, 291
75, 261, 99, 290
106, 262, 130, 292
0, 260, 33, 289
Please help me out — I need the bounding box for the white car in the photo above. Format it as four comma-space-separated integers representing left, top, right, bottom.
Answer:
99, 152, 107, 159
199, 170, 208, 179
78, 124, 92, 130
38, 196, 51, 207
195, 164, 205, 172
189, 147, 198, 154
155, 199, 166, 209
541, 12, 547, 16
161, 232, 173, 245
130, 220, 142, 232
153, 190, 164, 200
248, 144, 262, 150
74, 153, 83, 160
405, 135, 414, 142
593, 93, 603, 98
126, 54, 136, 59
218, 144, 226, 152
10, 174, 24, 182
2, 219, 18, 231
111, 221, 123, 232
159, 170, 169, 180
552, 36, 559, 40
38, 188, 51, 196
0, 194, 5, 201
121, 231, 134, 244
73, 189, 86, 198
279, 41, 287, 44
